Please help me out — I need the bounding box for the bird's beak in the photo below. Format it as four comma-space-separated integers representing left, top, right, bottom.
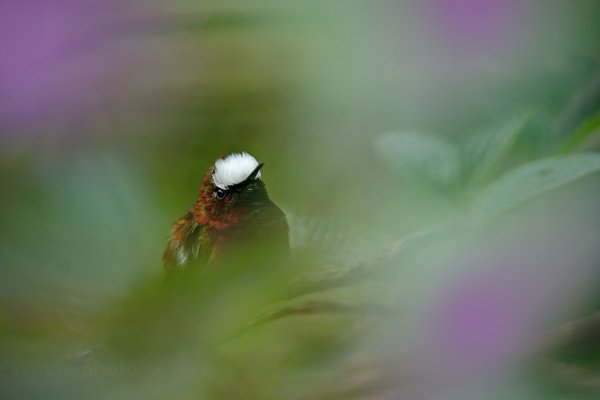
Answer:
247, 163, 264, 180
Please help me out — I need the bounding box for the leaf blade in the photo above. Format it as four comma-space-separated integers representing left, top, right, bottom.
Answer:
374, 131, 460, 189
468, 153, 600, 225
463, 112, 531, 185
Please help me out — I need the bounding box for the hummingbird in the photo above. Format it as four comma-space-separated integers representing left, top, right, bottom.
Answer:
163, 152, 289, 271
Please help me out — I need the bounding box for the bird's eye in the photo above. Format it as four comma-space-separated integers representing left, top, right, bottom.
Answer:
215, 189, 226, 199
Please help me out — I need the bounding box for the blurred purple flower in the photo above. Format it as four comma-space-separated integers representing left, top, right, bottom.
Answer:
0, 0, 127, 125
419, 227, 598, 392
432, 274, 531, 371
426, 0, 521, 49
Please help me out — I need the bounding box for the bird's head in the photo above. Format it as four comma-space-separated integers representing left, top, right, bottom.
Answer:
192, 152, 272, 230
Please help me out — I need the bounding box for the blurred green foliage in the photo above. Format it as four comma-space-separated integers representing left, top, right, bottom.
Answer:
2, 1, 600, 399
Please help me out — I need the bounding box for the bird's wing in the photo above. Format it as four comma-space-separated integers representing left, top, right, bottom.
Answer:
163, 211, 214, 271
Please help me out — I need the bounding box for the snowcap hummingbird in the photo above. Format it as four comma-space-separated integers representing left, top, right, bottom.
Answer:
163, 152, 289, 271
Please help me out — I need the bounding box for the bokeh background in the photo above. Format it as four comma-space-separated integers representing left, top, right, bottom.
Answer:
2, 1, 600, 399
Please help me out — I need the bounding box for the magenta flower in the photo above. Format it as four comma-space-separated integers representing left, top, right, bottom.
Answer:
0, 0, 127, 125
425, 0, 521, 49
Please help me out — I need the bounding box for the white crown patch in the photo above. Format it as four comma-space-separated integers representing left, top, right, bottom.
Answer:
212, 152, 262, 189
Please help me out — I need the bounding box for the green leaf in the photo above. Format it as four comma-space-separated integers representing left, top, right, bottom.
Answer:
286, 211, 391, 266
374, 131, 460, 189
468, 153, 600, 225
463, 112, 531, 185
560, 109, 600, 152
